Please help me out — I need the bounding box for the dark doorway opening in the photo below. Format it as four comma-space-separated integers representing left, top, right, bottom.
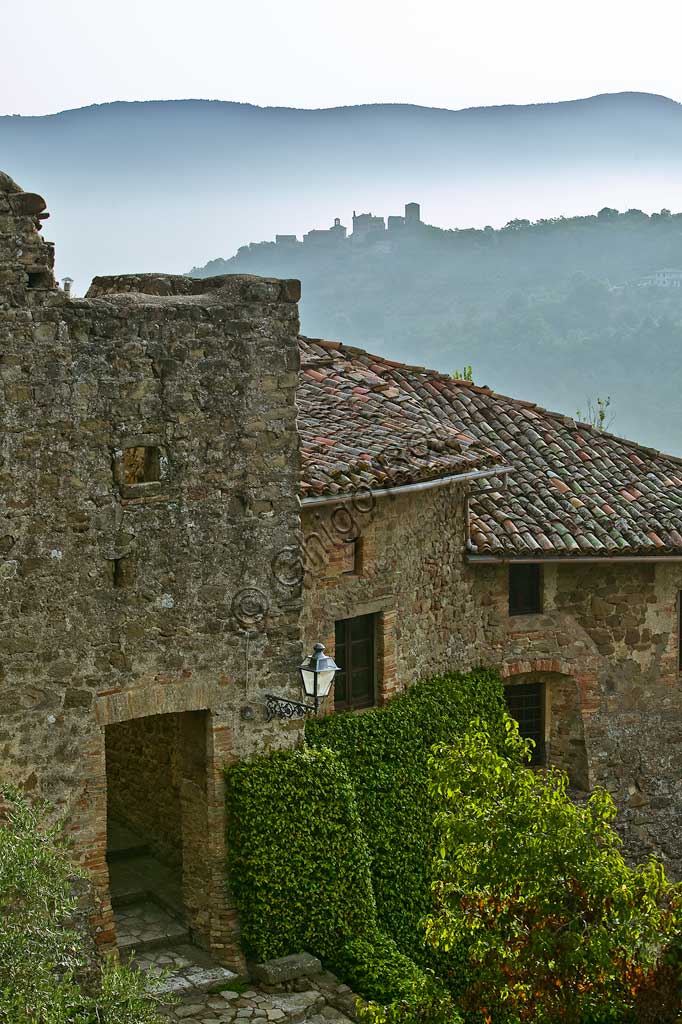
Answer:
104, 710, 209, 955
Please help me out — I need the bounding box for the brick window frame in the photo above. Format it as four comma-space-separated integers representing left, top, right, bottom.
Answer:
324, 603, 399, 713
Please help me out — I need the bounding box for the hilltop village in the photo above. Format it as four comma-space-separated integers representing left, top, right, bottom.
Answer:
192, 202, 682, 457
234, 202, 425, 259
3, 169, 682, 1021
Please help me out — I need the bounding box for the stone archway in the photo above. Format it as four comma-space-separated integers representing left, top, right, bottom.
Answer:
104, 710, 210, 954
503, 670, 590, 791
79, 682, 243, 970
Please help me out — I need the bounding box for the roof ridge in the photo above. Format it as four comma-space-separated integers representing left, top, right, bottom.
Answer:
298, 336, 682, 467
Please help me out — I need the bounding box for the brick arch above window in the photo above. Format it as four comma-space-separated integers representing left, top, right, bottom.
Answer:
503, 668, 591, 791
501, 657, 575, 680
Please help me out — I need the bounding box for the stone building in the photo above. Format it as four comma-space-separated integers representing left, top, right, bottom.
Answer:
0, 171, 307, 968
296, 338, 682, 873
2, 166, 682, 974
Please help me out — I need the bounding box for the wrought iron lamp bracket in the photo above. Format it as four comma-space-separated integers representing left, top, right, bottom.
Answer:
264, 693, 317, 721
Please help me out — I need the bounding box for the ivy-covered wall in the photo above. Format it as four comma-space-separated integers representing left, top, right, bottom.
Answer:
225, 669, 507, 1008
226, 745, 377, 963
305, 669, 507, 961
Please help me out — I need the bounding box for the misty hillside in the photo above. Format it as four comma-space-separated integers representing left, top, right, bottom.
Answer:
193, 209, 682, 454
3, 91, 682, 451
3, 91, 682, 297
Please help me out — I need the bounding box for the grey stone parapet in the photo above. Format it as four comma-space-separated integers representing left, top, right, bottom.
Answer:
86, 272, 301, 303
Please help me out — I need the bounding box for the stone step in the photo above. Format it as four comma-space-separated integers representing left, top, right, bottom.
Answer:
131, 941, 240, 997
107, 820, 151, 861
108, 852, 183, 911
106, 841, 151, 862
115, 898, 189, 954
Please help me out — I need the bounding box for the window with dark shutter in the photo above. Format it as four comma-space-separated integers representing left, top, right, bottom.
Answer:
509, 563, 543, 615
334, 613, 376, 711
504, 682, 546, 765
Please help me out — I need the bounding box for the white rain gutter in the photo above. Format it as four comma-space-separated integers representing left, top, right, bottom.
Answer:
301, 465, 513, 509
467, 554, 682, 564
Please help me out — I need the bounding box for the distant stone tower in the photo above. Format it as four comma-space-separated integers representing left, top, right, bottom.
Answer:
404, 202, 421, 226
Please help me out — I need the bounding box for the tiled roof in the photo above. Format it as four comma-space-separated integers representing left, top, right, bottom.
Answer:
297, 337, 682, 558
297, 338, 504, 499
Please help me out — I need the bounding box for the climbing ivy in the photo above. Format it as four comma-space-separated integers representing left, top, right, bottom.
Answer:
225, 669, 507, 1016
305, 669, 507, 963
226, 745, 377, 963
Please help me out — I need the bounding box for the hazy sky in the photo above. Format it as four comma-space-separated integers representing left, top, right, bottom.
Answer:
3, 0, 682, 115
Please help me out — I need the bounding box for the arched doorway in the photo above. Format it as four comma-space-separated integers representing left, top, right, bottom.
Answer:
87, 682, 244, 971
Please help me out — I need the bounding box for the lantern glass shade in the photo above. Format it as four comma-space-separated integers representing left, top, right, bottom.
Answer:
299, 643, 339, 700
301, 667, 336, 698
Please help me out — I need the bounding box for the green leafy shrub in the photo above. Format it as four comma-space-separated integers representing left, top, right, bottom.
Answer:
338, 934, 462, 1024
424, 719, 682, 1024
226, 745, 377, 962
305, 669, 507, 962
336, 934, 437, 1006
226, 670, 506, 1013
0, 786, 165, 1024
356, 990, 462, 1024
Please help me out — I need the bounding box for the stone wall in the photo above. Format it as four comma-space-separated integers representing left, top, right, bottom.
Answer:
0, 172, 306, 966
302, 475, 682, 875
470, 558, 682, 875
301, 482, 481, 705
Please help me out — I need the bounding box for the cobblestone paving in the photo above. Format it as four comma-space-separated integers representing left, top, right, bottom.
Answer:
133, 942, 240, 996
160, 986, 353, 1022
118, 898, 357, 1024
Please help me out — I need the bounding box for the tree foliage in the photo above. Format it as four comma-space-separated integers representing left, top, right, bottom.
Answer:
425, 720, 682, 1024
226, 671, 507, 1020
0, 787, 166, 1024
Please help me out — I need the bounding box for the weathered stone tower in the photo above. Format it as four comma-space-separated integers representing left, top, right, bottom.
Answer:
0, 171, 305, 967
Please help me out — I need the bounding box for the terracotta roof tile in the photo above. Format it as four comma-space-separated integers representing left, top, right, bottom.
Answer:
297, 337, 682, 558
297, 338, 503, 498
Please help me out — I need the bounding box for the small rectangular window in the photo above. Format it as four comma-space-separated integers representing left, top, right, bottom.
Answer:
504, 682, 545, 765
509, 563, 543, 616
27, 270, 52, 289
334, 613, 376, 711
111, 556, 136, 589
122, 446, 161, 486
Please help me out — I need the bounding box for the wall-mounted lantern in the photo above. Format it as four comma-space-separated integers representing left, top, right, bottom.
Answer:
265, 643, 339, 721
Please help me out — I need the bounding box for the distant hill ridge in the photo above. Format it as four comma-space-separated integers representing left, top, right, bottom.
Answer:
5, 89, 680, 118
2, 88, 682, 295
2, 90, 682, 452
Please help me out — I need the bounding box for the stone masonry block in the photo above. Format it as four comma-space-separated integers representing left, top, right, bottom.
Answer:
251, 952, 322, 984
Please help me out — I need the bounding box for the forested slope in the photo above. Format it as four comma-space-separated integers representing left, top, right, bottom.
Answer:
193, 209, 682, 453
